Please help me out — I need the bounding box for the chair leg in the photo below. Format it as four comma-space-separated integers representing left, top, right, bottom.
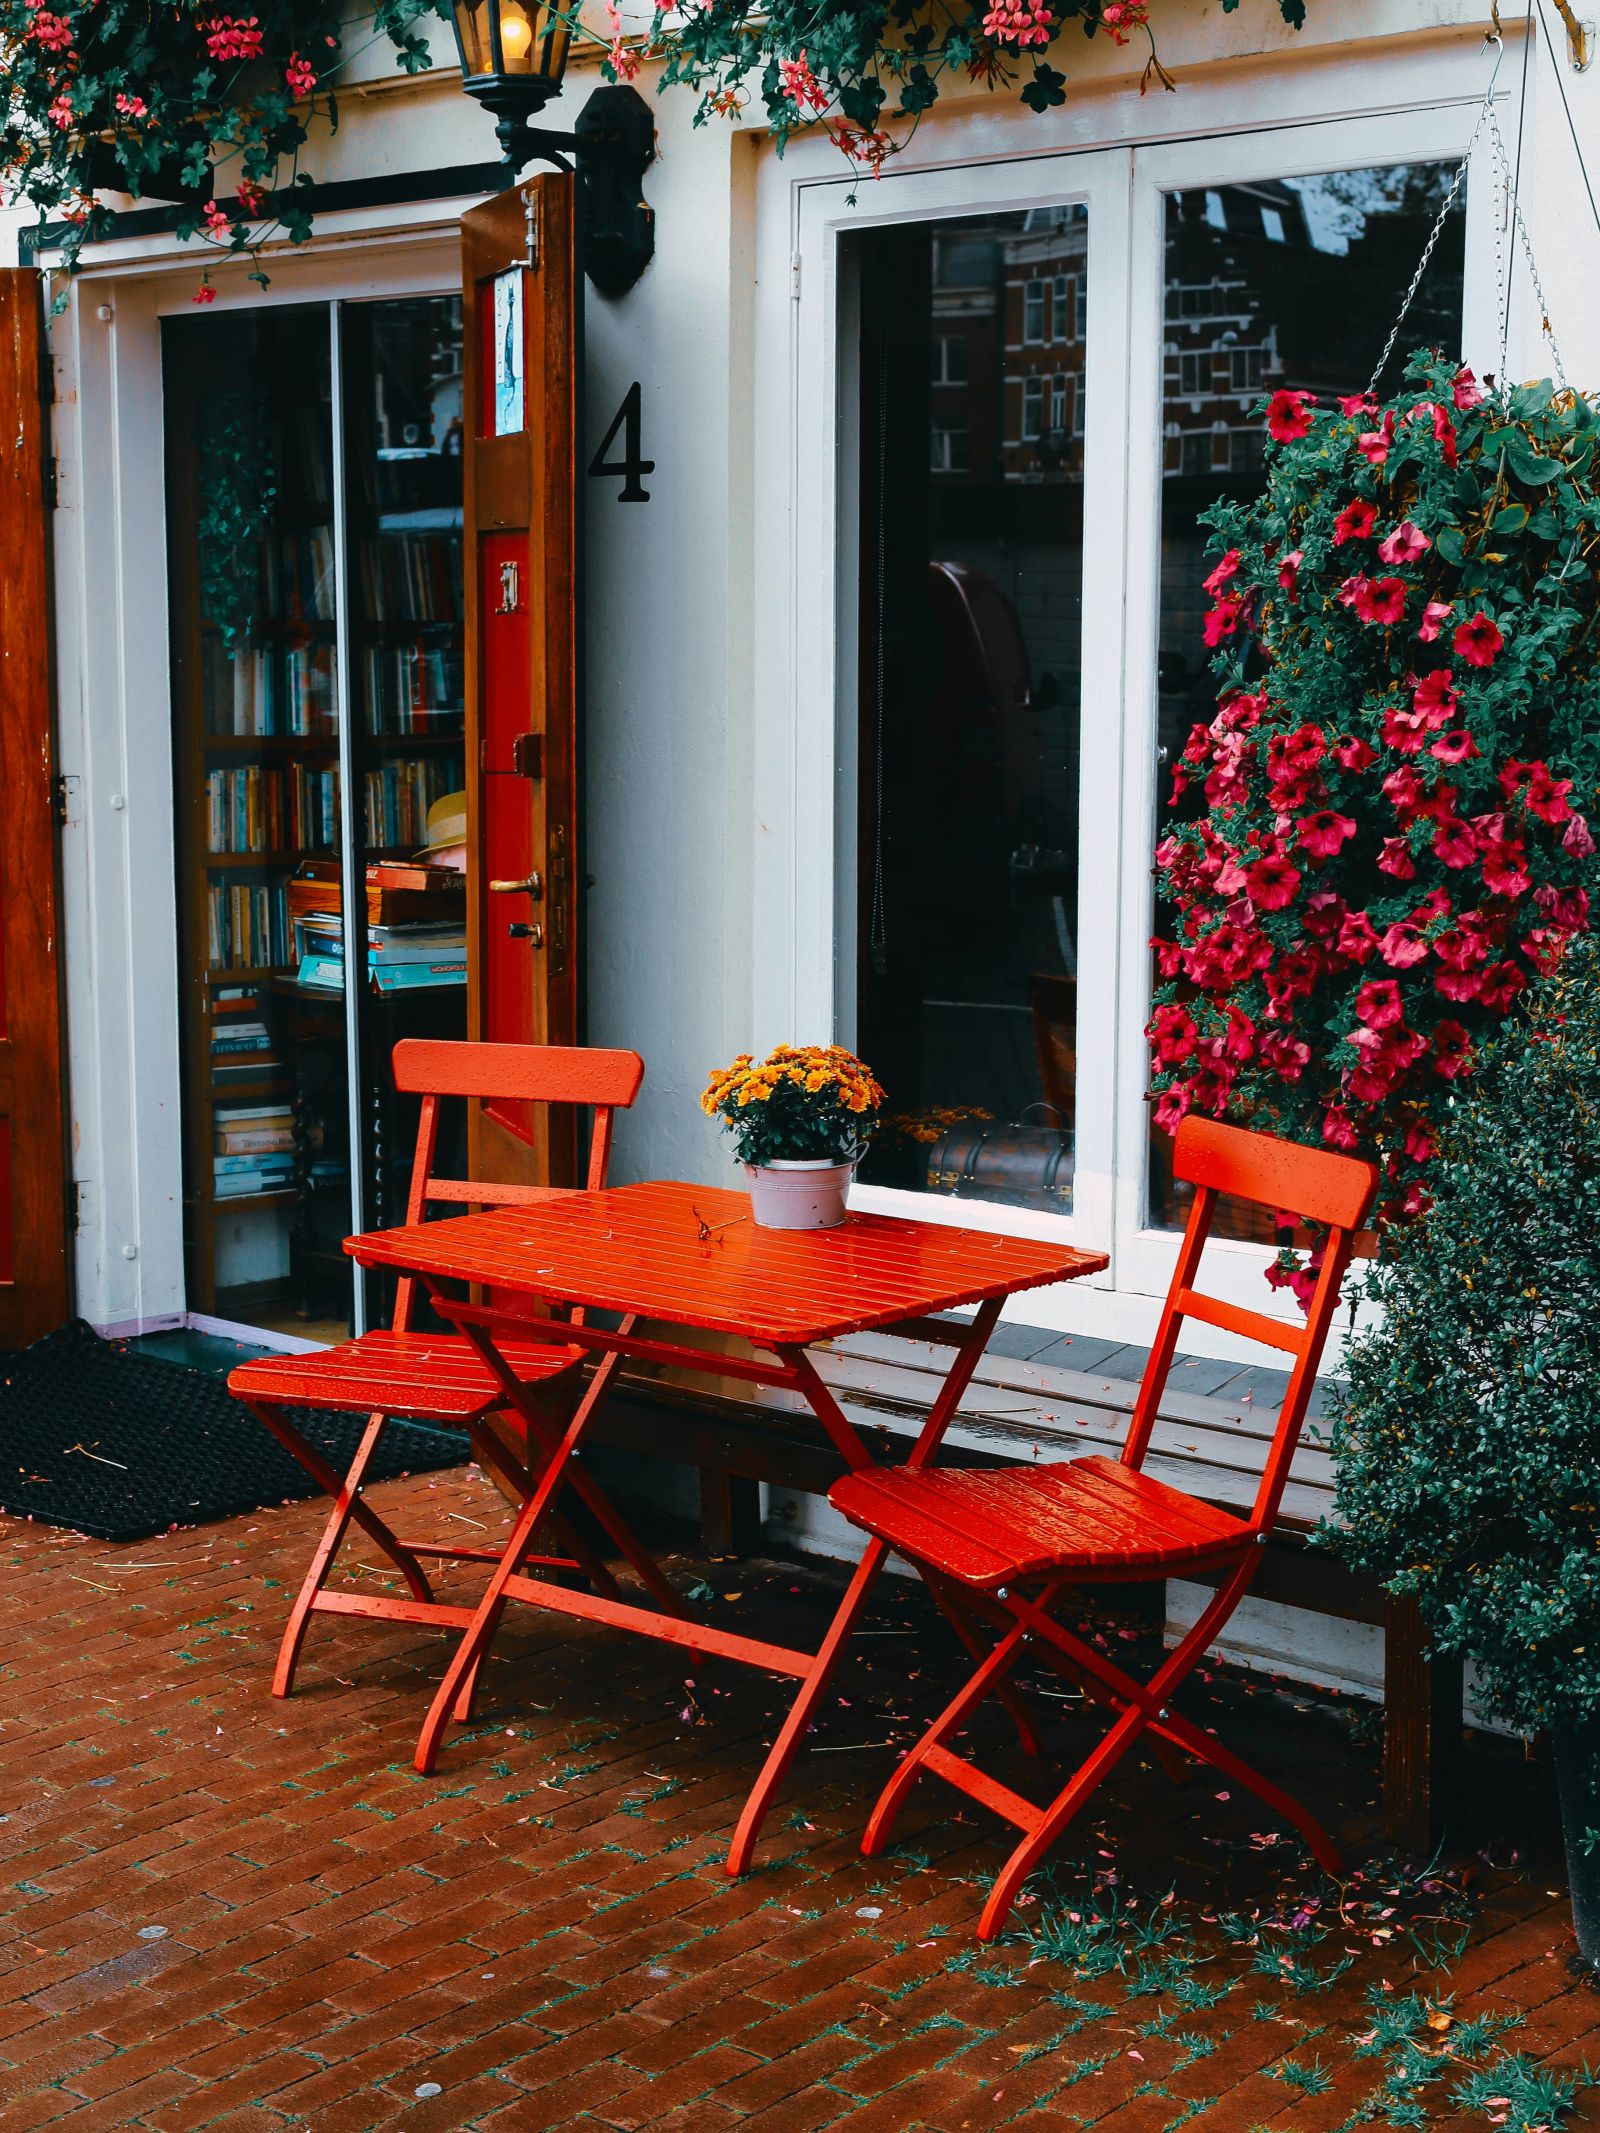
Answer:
978, 1697, 1153, 1942
863, 1612, 1033, 1859
922, 1574, 1045, 1760
251, 1404, 435, 1699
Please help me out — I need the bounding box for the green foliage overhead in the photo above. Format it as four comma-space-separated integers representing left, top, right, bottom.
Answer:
1319, 930, 1600, 1735
3, 0, 1308, 282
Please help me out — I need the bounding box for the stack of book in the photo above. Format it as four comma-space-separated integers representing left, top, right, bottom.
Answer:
210, 988, 283, 1093
214, 1102, 299, 1199
287, 859, 467, 993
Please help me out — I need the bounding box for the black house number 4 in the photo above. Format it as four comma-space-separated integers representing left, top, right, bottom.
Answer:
588, 381, 654, 503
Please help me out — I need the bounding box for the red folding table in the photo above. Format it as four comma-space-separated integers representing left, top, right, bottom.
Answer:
345, 1178, 1105, 1872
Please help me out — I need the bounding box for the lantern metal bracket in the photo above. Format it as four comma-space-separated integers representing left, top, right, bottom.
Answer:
495, 84, 655, 297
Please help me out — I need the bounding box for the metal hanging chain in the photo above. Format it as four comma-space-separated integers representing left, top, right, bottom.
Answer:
1367, 27, 1571, 401
868, 336, 890, 979
1365, 42, 1499, 396
1485, 65, 1570, 392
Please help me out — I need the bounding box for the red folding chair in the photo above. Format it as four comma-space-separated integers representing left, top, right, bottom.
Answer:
830, 1115, 1378, 1941
229, 1039, 645, 1700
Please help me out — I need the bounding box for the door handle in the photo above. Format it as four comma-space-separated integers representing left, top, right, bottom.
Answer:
508, 921, 544, 947
489, 873, 543, 898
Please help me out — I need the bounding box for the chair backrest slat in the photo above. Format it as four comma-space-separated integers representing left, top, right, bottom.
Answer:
1123, 1116, 1377, 1531
390, 1039, 644, 1109
384, 1041, 644, 1334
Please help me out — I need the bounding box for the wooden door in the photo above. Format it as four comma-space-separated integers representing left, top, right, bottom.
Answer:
462, 176, 580, 1189
0, 271, 69, 1343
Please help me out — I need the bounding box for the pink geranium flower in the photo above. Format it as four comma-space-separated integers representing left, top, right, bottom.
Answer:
779, 49, 828, 111
1332, 498, 1377, 545
1378, 521, 1431, 566
1266, 390, 1314, 442
1453, 611, 1503, 668
981, 0, 1055, 47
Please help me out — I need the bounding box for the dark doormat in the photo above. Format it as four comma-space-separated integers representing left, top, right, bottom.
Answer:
0, 1320, 469, 1543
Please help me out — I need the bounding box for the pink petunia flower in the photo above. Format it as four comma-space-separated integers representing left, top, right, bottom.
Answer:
1202, 549, 1241, 596
1379, 922, 1428, 967
1378, 520, 1431, 566
1431, 814, 1478, 868
1337, 909, 1380, 962
1322, 1106, 1359, 1151
1377, 836, 1417, 879
1432, 1021, 1473, 1078
1354, 978, 1404, 1028
1266, 390, 1314, 442
1352, 576, 1406, 626
1278, 549, 1303, 595
1339, 392, 1378, 419
1417, 599, 1454, 643
1332, 498, 1377, 545
1357, 413, 1395, 466
1451, 365, 1486, 411
1563, 812, 1596, 859
1412, 669, 1460, 725
1453, 611, 1503, 668
1295, 810, 1357, 860
1244, 853, 1302, 911
1429, 729, 1478, 766
1333, 735, 1376, 772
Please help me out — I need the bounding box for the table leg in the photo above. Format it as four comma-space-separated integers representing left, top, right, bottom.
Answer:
728, 1302, 1012, 1872
727, 1535, 889, 1878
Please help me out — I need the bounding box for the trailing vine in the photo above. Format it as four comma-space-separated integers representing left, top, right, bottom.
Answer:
1, 0, 1308, 287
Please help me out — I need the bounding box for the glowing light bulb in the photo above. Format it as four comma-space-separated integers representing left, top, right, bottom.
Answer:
499, 6, 533, 61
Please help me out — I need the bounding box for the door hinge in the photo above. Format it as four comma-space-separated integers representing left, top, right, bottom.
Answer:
519, 189, 541, 273
53, 773, 76, 826
791, 253, 802, 303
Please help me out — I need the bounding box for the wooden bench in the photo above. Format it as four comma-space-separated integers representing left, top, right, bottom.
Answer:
588, 1319, 1461, 1853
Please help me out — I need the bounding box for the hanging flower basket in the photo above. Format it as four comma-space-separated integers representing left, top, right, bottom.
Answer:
1148, 351, 1599, 1278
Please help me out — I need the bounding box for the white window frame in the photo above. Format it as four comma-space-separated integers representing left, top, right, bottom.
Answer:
751, 47, 1511, 1351
1112, 108, 1499, 1312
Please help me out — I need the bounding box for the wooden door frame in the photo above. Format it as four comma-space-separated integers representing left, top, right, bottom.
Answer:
0, 268, 71, 1343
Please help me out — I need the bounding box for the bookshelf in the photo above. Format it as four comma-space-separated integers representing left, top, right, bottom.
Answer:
165, 297, 468, 1333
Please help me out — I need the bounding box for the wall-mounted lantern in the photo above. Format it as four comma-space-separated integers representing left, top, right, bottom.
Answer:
448, 0, 655, 296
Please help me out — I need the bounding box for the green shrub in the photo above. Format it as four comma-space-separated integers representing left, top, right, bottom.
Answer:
1320, 930, 1600, 1734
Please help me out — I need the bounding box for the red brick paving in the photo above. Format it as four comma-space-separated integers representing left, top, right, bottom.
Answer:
1, 1460, 1597, 2130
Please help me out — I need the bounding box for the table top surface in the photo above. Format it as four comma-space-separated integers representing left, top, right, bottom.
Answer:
346, 1180, 1106, 1347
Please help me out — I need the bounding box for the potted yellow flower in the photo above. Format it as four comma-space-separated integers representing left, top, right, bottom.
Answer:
702, 1045, 885, 1230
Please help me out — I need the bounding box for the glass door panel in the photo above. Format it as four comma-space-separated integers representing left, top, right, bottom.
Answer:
165, 302, 355, 1338
851, 206, 1088, 1218
1147, 165, 1466, 1237
165, 291, 467, 1341
340, 295, 469, 1320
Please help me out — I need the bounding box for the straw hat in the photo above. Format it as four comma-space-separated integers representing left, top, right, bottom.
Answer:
417, 790, 467, 861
